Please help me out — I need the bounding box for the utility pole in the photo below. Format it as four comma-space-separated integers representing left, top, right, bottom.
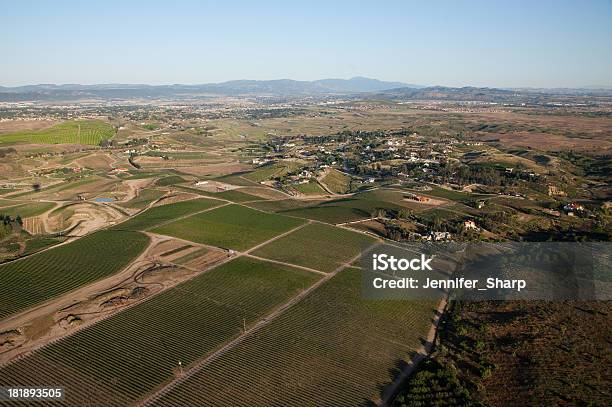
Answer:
178, 360, 183, 375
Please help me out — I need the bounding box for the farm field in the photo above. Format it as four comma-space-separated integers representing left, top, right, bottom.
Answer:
0, 257, 320, 406
118, 188, 166, 210
252, 222, 376, 272
152, 204, 306, 251
212, 173, 259, 186
245, 198, 326, 213
0, 230, 149, 319
280, 194, 405, 224
244, 161, 302, 183
154, 267, 436, 406
409, 186, 488, 203
292, 180, 326, 195
214, 189, 262, 202
154, 175, 186, 186
115, 198, 222, 231
173, 186, 263, 202
233, 186, 289, 200
1, 201, 56, 218
0, 120, 115, 145
320, 168, 352, 193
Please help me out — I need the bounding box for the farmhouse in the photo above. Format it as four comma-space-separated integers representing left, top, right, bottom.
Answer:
463, 220, 479, 230
406, 193, 430, 203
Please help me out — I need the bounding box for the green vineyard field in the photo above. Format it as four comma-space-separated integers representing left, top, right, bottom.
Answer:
0, 120, 115, 145
0, 257, 320, 406
0, 230, 149, 319
155, 267, 436, 406
252, 222, 376, 272
114, 198, 222, 231
152, 204, 306, 251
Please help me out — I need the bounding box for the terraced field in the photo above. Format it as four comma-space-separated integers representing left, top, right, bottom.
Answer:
0, 230, 149, 319
152, 204, 306, 250
0, 120, 115, 145
154, 267, 436, 406
252, 223, 376, 272
0, 258, 320, 406
115, 198, 222, 231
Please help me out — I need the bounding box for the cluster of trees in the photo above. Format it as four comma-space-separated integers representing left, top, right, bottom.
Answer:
0, 147, 17, 158
0, 214, 22, 240
393, 359, 475, 407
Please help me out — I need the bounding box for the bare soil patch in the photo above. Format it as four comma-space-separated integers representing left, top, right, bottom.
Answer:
0, 119, 57, 135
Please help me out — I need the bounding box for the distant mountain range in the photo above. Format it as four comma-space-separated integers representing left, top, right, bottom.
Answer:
0, 77, 610, 102
0, 77, 421, 101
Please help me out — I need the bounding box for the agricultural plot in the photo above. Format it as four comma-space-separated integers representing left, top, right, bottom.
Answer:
0, 120, 115, 145
320, 168, 352, 193
292, 180, 326, 195
154, 267, 436, 406
0, 230, 149, 319
412, 186, 488, 204
21, 236, 65, 256
115, 198, 222, 231
0, 257, 320, 406
233, 186, 289, 200
153, 204, 306, 251
214, 189, 262, 202
0, 198, 22, 208
213, 172, 259, 186
154, 175, 186, 186
252, 223, 376, 272
281, 195, 404, 224
118, 188, 166, 210
1, 201, 56, 218
244, 161, 302, 183
245, 198, 326, 213
173, 186, 261, 202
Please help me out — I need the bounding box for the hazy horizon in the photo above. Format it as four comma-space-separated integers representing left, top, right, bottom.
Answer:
1, 77, 612, 90
2, 0, 612, 88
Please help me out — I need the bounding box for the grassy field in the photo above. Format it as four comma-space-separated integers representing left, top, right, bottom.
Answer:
117, 188, 166, 210
280, 195, 404, 224
214, 189, 262, 202
0, 120, 115, 145
115, 198, 222, 231
1, 201, 56, 218
154, 267, 436, 406
412, 186, 489, 203
0, 230, 149, 319
244, 161, 302, 183
154, 175, 186, 186
21, 235, 66, 256
293, 180, 326, 195
175, 186, 262, 202
321, 169, 352, 193
245, 198, 325, 213
0, 257, 320, 406
213, 172, 260, 186
252, 223, 376, 272
153, 204, 306, 251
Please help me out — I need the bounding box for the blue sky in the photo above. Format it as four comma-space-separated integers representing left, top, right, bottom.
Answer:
1, 0, 611, 87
